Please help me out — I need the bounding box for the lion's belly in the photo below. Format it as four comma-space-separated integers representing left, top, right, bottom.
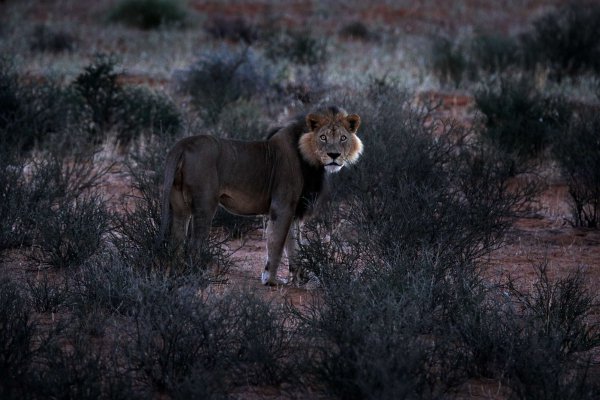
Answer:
218, 191, 270, 216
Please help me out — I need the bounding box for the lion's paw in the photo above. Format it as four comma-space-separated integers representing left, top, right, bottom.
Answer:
261, 271, 277, 286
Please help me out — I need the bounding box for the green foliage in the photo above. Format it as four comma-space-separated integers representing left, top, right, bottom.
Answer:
108, 0, 188, 30
553, 106, 600, 227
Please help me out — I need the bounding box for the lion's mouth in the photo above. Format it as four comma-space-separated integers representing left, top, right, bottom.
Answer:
324, 163, 343, 173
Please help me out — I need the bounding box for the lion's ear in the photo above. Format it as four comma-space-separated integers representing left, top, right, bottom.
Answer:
306, 113, 324, 132
346, 114, 361, 133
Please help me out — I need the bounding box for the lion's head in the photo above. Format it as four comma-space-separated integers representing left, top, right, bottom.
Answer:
298, 106, 363, 173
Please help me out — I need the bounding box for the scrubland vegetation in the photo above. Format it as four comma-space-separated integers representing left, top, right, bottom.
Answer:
1, 1, 599, 398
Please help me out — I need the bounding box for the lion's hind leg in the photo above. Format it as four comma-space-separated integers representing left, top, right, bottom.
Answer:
188, 187, 219, 253
169, 186, 192, 248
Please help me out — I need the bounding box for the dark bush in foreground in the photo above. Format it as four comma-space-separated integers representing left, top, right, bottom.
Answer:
523, 3, 600, 79
297, 228, 600, 399
475, 77, 569, 163
298, 253, 476, 399
458, 263, 600, 399
0, 278, 35, 399
504, 264, 600, 399
126, 286, 296, 398
0, 152, 30, 250
108, 0, 188, 30
553, 106, 600, 228
32, 331, 137, 400
27, 272, 69, 313
0, 275, 136, 399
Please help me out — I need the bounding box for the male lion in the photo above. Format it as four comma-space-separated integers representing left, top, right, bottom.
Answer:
157, 105, 363, 285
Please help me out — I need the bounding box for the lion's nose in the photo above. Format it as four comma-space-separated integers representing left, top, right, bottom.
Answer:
327, 152, 341, 160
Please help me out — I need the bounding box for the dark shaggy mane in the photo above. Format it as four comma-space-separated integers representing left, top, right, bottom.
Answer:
266, 105, 346, 142
266, 114, 306, 142
265, 105, 346, 218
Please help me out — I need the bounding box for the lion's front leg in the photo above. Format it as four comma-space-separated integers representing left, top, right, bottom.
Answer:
285, 221, 303, 285
261, 209, 294, 286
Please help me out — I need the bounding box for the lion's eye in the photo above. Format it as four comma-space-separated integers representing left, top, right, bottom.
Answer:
340, 135, 347, 142
319, 134, 327, 141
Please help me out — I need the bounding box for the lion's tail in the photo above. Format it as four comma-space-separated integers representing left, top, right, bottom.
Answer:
156, 146, 183, 247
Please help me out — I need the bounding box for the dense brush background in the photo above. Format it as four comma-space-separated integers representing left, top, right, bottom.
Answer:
1, 1, 600, 399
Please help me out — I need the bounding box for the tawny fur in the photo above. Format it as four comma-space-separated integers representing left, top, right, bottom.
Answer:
157, 105, 363, 285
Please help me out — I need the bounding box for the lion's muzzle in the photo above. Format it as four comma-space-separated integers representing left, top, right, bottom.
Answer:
325, 163, 343, 173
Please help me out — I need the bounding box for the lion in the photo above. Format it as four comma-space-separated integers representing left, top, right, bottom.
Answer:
157, 105, 363, 285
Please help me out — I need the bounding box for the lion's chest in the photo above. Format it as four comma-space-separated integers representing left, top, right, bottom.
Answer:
295, 164, 326, 218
